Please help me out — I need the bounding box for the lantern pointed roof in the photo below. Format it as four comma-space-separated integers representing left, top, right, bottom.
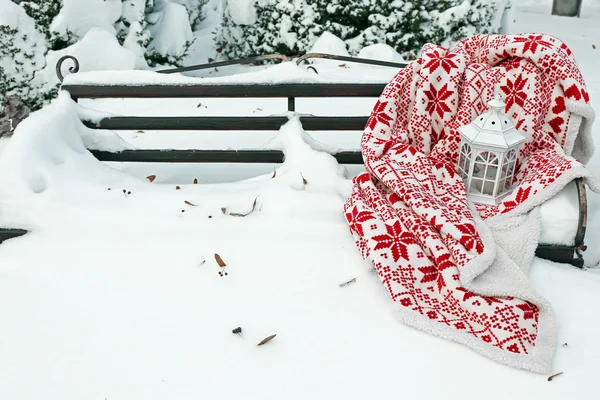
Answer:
458, 96, 526, 149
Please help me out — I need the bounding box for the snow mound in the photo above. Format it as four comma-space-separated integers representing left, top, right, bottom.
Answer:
0, 93, 350, 229
0, 93, 135, 228
358, 44, 405, 63
50, 0, 122, 41
538, 180, 579, 245
148, 2, 194, 60
227, 0, 257, 25
310, 32, 350, 57
268, 116, 350, 195
41, 28, 137, 87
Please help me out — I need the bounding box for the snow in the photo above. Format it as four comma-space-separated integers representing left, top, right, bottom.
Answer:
62, 61, 396, 86
538, 180, 579, 245
119, 0, 152, 69
40, 28, 137, 88
309, 31, 350, 57
0, 0, 47, 73
122, 21, 152, 69
0, 0, 49, 102
437, 0, 473, 28
147, 2, 195, 60
227, 0, 257, 25
50, 0, 122, 40
0, 90, 598, 399
0, 2, 599, 399
358, 43, 406, 63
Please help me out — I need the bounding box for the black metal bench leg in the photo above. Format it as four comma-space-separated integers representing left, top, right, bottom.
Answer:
0, 229, 28, 245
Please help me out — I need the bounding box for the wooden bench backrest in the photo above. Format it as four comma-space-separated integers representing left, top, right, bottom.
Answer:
61, 83, 391, 165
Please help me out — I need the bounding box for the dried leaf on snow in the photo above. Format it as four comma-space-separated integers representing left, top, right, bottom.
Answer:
146, 175, 156, 182
301, 173, 308, 185
176, 186, 181, 190
193, 178, 198, 184
257, 334, 277, 346
184, 200, 196, 206
214, 253, 226, 267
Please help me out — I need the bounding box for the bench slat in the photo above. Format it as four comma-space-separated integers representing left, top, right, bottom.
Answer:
63, 83, 388, 99
91, 149, 364, 164
83, 116, 370, 131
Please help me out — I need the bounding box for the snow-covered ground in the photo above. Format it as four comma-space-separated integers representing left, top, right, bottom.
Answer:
0, 2, 599, 400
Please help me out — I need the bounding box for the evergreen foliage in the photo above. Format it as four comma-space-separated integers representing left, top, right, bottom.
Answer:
173, 0, 210, 30
0, 6, 55, 111
217, 0, 321, 59
21, 0, 76, 51
2, 0, 209, 110
216, 0, 508, 60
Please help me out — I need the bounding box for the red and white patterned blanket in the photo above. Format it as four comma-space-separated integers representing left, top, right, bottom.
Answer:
344, 34, 598, 373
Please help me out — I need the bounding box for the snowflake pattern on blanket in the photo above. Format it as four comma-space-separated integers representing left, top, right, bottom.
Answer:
345, 34, 594, 372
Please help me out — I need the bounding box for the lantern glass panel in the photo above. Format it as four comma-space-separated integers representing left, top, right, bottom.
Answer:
489, 153, 498, 166
458, 142, 472, 179
496, 181, 504, 196
471, 178, 483, 194
501, 162, 509, 180
473, 151, 486, 180
483, 181, 495, 196
501, 149, 517, 192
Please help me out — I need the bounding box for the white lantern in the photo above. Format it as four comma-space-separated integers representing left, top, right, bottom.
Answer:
457, 96, 527, 205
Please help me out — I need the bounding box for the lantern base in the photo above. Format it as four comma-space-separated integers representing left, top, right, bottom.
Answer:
467, 192, 509, 206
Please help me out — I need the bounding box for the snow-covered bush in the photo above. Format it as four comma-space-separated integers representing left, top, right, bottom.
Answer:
1, 0, 208, 111
437, 0, 510, 47
0, 0, 55, 111
115, 0, 153, 69
20, 0, 70, 50
216, 0, 322, 59
145, 0, 195, 67
311, 0, 377, 44
172, 0, 210, 30
352, 0, 453, 60
217, 0, 509, 60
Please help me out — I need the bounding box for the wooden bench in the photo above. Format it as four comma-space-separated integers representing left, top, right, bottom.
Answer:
0, 54, 589, 268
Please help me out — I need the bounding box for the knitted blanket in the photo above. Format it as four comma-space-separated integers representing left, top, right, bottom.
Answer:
344, 34, 598, 373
